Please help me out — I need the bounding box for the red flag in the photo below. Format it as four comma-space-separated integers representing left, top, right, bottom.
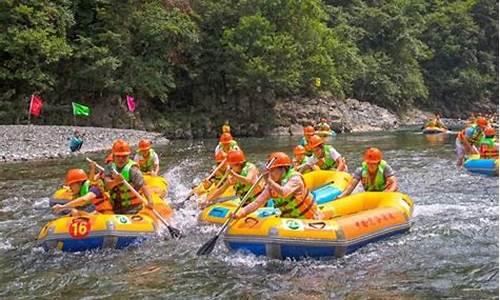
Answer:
126, 95, 136, 112
29, 94, 43, 117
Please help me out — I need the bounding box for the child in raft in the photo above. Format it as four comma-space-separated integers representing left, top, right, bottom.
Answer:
52, 162, 113, 217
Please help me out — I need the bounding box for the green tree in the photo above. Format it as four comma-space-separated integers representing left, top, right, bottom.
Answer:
0, 0, 73, 98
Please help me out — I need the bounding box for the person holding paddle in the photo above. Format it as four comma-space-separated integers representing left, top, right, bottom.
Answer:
104, 139, 154, 214
202, 149, 263, 207
232, 152, 322, 220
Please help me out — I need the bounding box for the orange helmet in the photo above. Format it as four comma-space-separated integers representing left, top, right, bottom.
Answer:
308, 135, 324, 149
484, 127, 496, 137
215, 151, 226, 163
227, 149, 246, 165
476, 117, 489, 128
104, 153, 113, 164
138, 139, 151, 151
364, 147, 383, 164
219, 133, 234, 144
293, 145, 305, 155
65, 169, 88, 185
303, 126, 315, 136
112, 139, 131, 156
267, 152, 292, 169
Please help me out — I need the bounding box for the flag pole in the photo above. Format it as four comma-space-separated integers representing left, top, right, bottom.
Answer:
27, 95, 32, 126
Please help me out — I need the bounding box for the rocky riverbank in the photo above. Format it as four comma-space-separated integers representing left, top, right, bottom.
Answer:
267, 96, 429, 135
0, 125, 168, 163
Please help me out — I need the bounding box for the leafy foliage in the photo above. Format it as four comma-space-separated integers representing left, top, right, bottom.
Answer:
0, 0, 497, 124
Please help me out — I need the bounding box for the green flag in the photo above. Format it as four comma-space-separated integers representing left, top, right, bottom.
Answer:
72, 102, 90, 116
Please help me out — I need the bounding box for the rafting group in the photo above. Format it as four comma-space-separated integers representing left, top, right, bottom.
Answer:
422, 113, 499, 176
38, 121, 415, 259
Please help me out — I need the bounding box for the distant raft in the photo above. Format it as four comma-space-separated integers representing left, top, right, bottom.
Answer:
464, 154, 498, 177
315, 130, 336, 137
223, 192, 413, 260
422, 126, 447, 134
38, 193, 173, 252
198, 170, 352, 225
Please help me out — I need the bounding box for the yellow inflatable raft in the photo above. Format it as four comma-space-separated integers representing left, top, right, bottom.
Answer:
422, 126, 447, 134
223, 192, 413, 259
198, 170, 352, 225
50, 175, 169, 209
38, 193, 173, 252
316, 130, 336, 137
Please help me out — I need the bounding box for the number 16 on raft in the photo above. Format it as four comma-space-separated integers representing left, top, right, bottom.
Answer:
69, 218, 91, 239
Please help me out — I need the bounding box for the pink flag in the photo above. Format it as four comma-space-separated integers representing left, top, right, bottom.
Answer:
29, 94, 43, 117
126, 95, 136, 112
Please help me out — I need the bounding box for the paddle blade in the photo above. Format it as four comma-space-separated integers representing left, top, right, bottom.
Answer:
168, 226, 183, 239
196, 234, 220, 256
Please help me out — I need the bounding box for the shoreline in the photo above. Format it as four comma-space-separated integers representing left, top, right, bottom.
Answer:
0, 119, 468, 163
0, 125, 169, 164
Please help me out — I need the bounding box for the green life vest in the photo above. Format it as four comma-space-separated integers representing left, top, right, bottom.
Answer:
479, 136, 498, 158
234, 162, 259, 201
78, 180, 90, 198
316, 145, 337, 170
137, 149, 156, 172
218, 140, 239, 153
110, 159, 140, 208
273, 168, 315, 219
361, 160, 387, 192
480, 136, 496, 147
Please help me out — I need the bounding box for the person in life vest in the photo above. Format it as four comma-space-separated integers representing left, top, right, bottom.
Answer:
133, 139, 160, 176
317, 118, 331, 132
53, 167, 113, 216
300, 135, 347, 172
214, 133, 240, 157
69, 130, 84, 152
338, 147, 398, 198
298, 125, 315, 155
456, 116, 489, 167
203, 149, 263, 207
293, 145, 307, 170
104, 139, 154, 214
424, 113, 446, 129
222, 120, 231, 134
479, 127, 499, 159
233, 152, 323, 220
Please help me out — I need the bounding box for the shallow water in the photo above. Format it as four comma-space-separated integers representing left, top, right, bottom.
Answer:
0, 131, 497, 299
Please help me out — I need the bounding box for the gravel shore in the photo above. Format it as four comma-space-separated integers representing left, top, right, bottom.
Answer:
0, 125, 168, 163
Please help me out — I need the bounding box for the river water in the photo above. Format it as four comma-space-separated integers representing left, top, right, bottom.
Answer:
0, 131, 497, 299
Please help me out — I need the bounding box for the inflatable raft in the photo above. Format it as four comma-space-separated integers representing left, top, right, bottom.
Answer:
464, 154, 499, 176
38, 193, 173, 252
198, 170, 352, 225
49, 175, 169, 209
316, 130, 336, 137
422, 126, 447, 134
223, 192, 413, 259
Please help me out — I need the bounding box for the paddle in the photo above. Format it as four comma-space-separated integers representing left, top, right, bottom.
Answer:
196, 157, 276, 256
86, 158, 182, 239
179, 159, 228, 204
